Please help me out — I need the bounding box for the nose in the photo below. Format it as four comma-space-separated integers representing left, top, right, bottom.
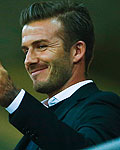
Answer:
24, 48, 39, 67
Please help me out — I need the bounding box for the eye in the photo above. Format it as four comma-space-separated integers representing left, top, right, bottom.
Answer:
36, 44, 48, 51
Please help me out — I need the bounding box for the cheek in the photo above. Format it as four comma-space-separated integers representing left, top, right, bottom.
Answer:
37, 51, 58, 62
39, 43, 65, 60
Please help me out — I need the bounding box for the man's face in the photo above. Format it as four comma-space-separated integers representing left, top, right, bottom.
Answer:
22, 18, 72, 96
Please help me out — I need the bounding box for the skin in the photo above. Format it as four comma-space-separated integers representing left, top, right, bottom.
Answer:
0, 18, 86, 107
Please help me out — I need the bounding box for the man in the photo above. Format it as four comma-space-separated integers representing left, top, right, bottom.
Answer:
0, 0, 120, 150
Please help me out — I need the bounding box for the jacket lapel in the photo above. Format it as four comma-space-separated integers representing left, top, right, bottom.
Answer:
54, 82, 99, 120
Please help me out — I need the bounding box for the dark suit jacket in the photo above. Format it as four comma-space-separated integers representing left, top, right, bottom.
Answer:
9, 83, 120, 150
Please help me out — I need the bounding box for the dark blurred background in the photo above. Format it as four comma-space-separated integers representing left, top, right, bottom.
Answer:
0, 0, 120, 149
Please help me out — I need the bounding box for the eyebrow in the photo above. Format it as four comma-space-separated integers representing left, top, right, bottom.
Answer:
21, 39, 49, 49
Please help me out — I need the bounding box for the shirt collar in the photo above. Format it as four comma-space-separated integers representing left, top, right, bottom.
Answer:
42, 80, 93, 107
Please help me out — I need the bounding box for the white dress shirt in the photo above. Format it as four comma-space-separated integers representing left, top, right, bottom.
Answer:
6, 80, 93, 114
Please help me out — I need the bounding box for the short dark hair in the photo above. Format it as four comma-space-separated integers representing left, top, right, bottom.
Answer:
20, 0, 95, 75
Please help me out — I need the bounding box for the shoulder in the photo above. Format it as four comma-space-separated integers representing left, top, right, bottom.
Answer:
74, 90, 120, 119
74, 91, 120, 126
89, 90, 120, 105
81, 91, 120, 119
97, 90, 120, 98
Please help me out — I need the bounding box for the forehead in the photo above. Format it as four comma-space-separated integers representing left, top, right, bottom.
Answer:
22, 18, 62, 45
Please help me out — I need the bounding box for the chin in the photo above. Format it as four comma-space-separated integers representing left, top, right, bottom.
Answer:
33, 81, 48, 92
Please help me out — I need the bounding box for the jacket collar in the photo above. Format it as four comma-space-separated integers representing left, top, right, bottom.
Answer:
54, 82, 100, 120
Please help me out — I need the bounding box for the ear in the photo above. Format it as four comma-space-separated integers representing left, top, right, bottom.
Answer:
70, 41, 86, 63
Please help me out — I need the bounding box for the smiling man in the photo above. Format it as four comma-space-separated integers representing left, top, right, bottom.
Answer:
22, 19, 73, 97
0, 1, 120, 150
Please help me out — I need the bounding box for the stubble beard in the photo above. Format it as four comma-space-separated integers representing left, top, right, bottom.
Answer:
33, 55, 72, 95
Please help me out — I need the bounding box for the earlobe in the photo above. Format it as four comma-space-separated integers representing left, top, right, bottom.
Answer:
72, 41, 86, 63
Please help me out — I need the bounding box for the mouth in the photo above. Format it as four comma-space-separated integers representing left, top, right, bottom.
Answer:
29, 65, 49, 77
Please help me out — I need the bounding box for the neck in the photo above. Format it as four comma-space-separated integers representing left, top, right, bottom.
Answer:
48, 76, 86, 99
